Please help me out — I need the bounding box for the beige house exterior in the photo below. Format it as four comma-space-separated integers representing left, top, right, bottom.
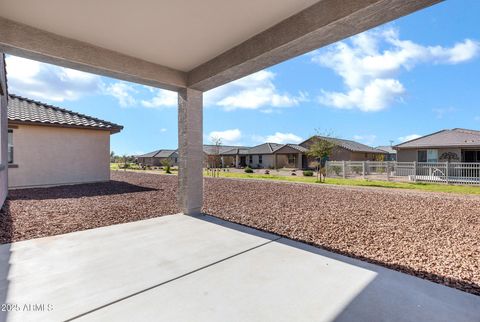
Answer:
137, 150, 178, 167
395, 129, 480, 162
7, 95, 122, 188
300, 136, 386, 164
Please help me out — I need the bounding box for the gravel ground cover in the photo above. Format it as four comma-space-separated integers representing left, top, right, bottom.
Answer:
1, 171, 479, 295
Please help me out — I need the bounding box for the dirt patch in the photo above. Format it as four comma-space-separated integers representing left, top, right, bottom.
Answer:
2, 171, 479, 295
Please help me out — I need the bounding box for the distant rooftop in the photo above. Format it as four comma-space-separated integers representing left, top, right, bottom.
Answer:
376, 146, 397, 154
8, 94, 123, 133
395, 128, 480, 149
303, 136, 385, 154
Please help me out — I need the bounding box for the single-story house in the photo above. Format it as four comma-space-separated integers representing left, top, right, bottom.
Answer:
300, 136, 386, 162
221, 143, 307, 169
137, 150, 178, 166
7, 94, 123, 188
376, 145, 397, 161
203, 144, 250, 168
394, 128, 480, 162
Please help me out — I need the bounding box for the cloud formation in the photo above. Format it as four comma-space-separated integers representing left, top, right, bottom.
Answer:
205, 70, 307, 112
313, 28, 480, 112
207, 129, 242, 145
141, 89, 177, 108
6, 56, 102, 102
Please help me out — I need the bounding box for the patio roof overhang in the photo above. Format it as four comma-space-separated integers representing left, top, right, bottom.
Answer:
0, 0, 441, 92
0, 0, 443, 213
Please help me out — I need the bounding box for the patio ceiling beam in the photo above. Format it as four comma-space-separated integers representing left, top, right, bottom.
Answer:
0, 17, 187, 91
187, 0, 442, 91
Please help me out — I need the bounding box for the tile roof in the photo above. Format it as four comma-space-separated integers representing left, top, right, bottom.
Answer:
137, 150, 177, 158
376, 146, 397, 154
7, 94, 123, 133
303, 136, 385, 153
395, 128, 480, 149
203, 145, 249, 155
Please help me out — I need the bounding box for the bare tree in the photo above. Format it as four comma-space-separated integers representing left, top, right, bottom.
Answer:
306, 131, 336, 182
208, 136, 222, 177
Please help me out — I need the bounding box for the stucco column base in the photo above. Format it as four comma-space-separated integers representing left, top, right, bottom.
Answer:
178, 88, 203, 216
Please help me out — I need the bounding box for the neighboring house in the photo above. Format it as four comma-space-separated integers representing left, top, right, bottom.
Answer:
7, 95, 123, 188
221, 143, 307, 169
137, 150, 178, 166
394, 128, 480, 162
203, 145, 250, 168
300, 136, 386, 162
376, 145, 397, 161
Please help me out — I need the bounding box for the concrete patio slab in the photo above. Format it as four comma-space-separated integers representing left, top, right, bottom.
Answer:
76, 236, 480, 322
0, 214, 479, 322
0, 214, 277, 322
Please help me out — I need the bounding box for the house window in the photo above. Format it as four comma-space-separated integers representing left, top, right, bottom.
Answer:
7, 129, 13, 164
288, 154, 296, 164
427, 149, 438, 162
249, 155, 253, 164
417, 150, 427, 162
258, 155, 262, 164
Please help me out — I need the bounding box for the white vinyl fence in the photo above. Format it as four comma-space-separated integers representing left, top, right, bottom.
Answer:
325, 161, 480, 185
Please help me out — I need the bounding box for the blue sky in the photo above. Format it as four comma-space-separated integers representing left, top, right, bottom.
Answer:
5, 1, 480, 155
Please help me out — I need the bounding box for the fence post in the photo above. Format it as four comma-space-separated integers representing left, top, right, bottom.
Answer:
386, 161, 390, 181
342, 160, 346, 179
446, 161, 449, 185
362, 161, 366, 180
413, 161, 417, 182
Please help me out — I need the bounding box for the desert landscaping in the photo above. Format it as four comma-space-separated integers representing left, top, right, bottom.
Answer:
1, 171, 479, 296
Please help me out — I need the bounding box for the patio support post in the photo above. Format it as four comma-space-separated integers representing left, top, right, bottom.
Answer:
178, 88, 203, 216
297, 153, 302, 169
342, 160, 346, 179
362, 161, 366, 180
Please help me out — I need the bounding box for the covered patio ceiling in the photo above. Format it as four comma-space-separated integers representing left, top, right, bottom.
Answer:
0, 0, 441, 92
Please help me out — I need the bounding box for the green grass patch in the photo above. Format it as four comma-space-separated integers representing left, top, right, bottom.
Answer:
212, 171, 480, 195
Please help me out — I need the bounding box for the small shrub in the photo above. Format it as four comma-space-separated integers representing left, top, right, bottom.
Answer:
351, 166, 362, 174
244, 166, 254, 173
331, 165, 342, 176
303, 170, 314, 177
264, 170, 270, 175
291, 172, 297, 176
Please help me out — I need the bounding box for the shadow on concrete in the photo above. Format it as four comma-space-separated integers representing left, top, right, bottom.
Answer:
0, 201, 12, 322
196, 213, 480, 322
7, 180, 158, 200
201, 212, 480, 297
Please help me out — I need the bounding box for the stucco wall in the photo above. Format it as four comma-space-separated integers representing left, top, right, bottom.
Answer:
397, 148, 462, 162
8, 124, 111, 188
0, 55, 7, 206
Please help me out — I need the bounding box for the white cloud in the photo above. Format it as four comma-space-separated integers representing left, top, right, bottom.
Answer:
313, 28, 480, 111
160, 128, 167, 133
6, 55, 102, 102
205, 70, 307, 112
320, 79, 404, 112
398, 134, 421, 143
207, 129, 242, 145
265, 132, 303, 144
141, 89, 177, 108
353, 134, 377, 146
102, 82, 137, 107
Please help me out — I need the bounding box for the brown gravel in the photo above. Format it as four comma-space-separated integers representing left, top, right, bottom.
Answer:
1, 171, 479, 296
